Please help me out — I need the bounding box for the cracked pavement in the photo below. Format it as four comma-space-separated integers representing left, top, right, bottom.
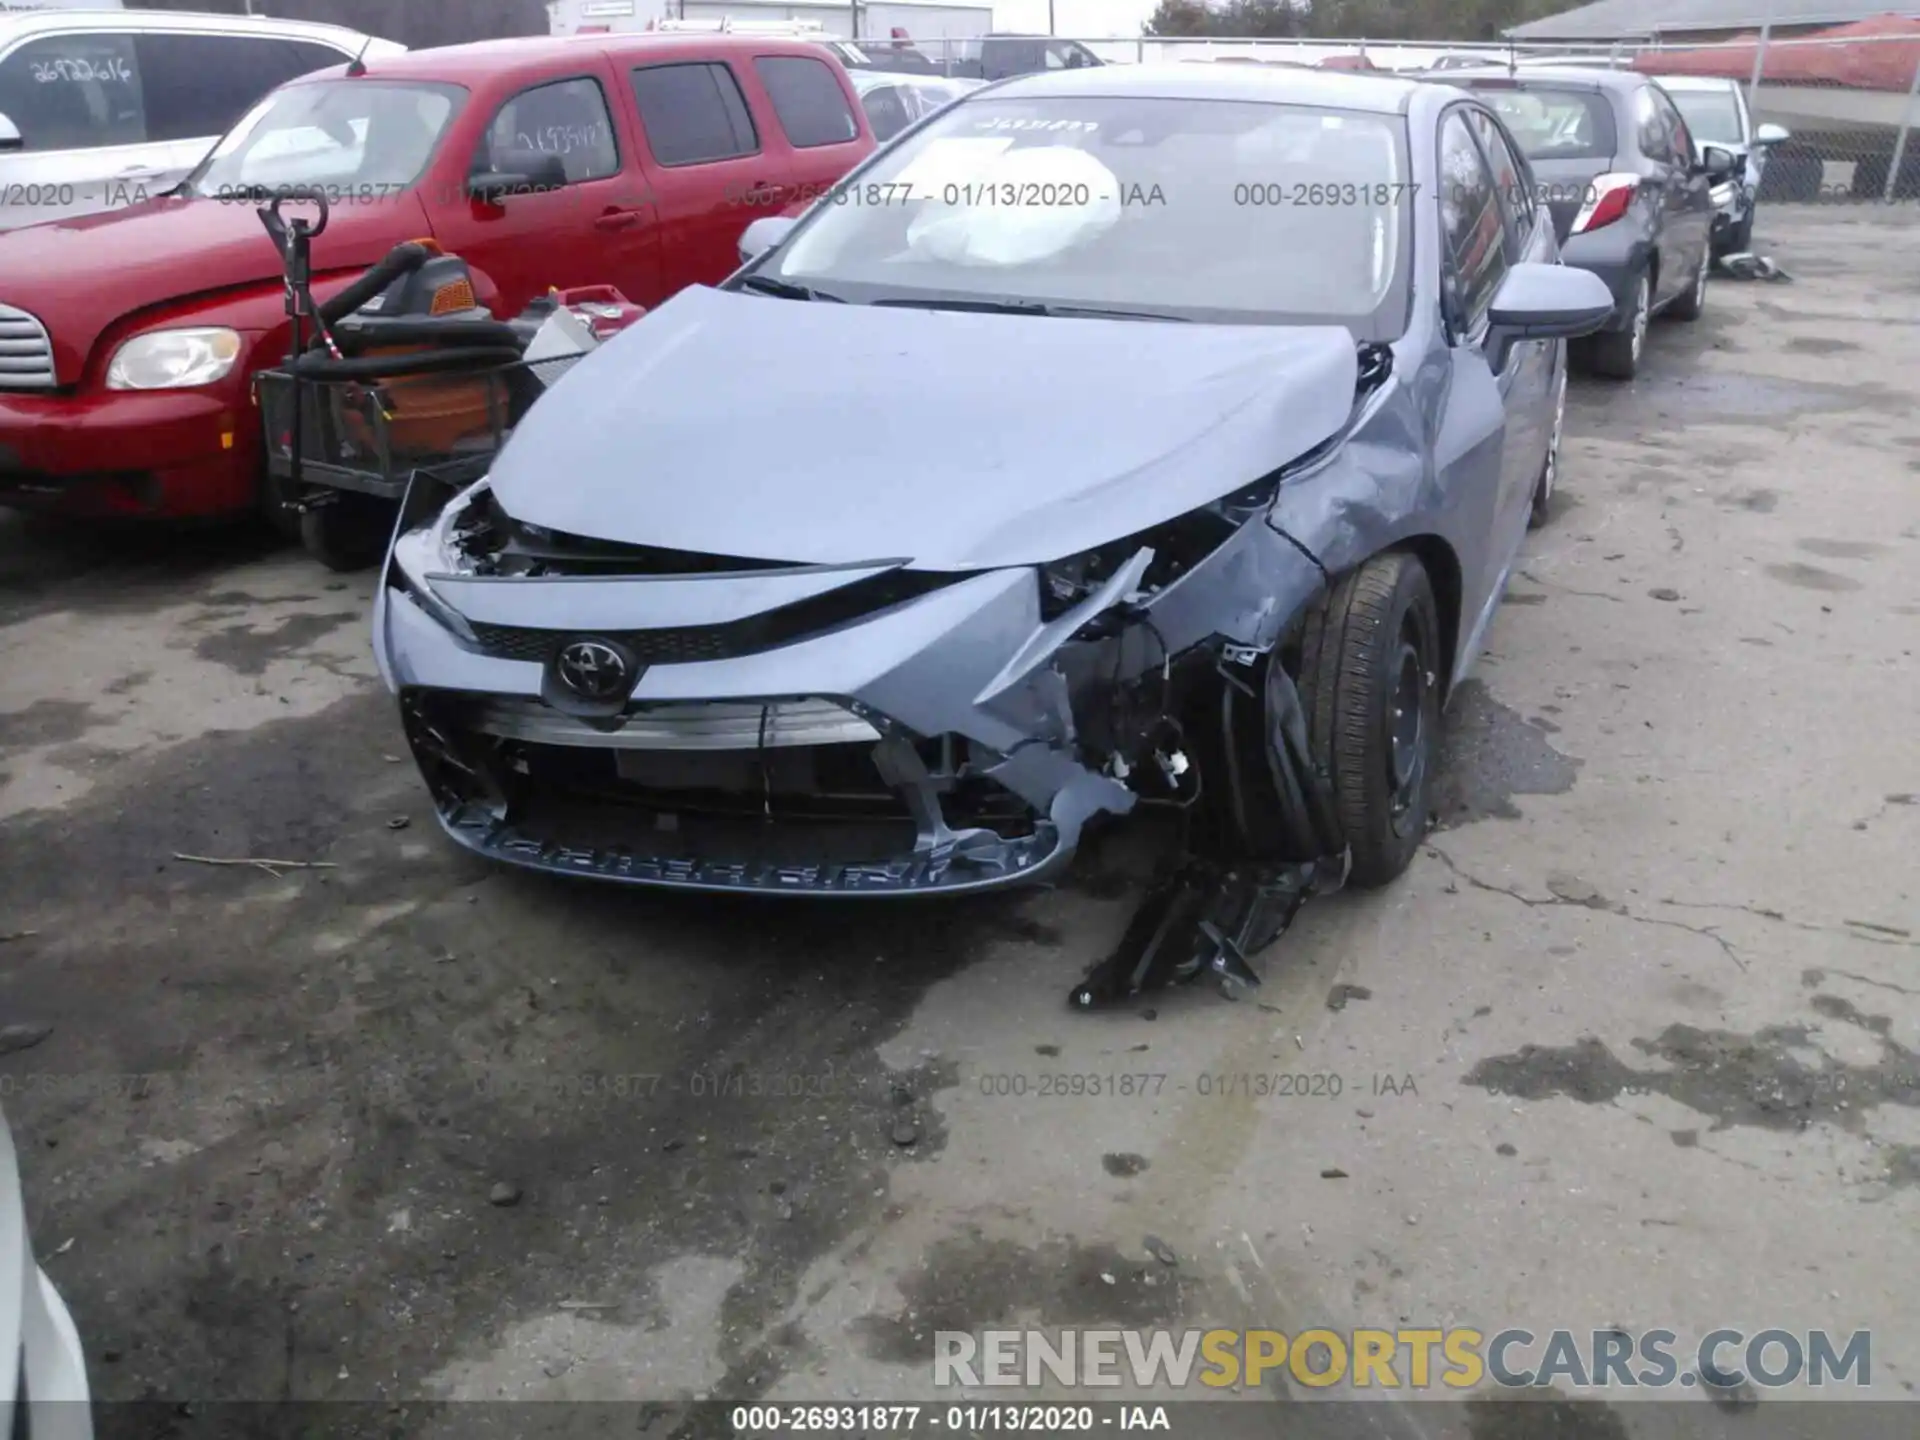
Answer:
0, 207, 1915, 1437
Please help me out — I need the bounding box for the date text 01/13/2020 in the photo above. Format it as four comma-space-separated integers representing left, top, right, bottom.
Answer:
973, 1072, 1419, 1099
729, 1404, 1175, 1432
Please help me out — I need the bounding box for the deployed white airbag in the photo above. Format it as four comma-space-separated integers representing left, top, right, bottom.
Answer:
905, 145, 1122, 268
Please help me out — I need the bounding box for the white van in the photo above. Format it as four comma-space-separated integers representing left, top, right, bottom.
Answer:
0, 7, 404, 230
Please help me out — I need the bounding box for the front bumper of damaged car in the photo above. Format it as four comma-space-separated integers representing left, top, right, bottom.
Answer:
373, 476, 1330, 897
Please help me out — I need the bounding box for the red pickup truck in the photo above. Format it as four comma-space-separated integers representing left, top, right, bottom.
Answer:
0, 32, 874, 524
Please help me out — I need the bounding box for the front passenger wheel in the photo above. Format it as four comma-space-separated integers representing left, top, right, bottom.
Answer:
1723, 208, 1754, 254
1529, 358, 1567, 531
1585, 271, 1650, 380
1296, 552, 1442, 888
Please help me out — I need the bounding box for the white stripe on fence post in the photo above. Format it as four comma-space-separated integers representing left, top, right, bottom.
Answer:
1886, 48, 1920, 204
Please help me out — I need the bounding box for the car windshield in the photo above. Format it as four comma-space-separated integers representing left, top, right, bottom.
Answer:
1667, 88, 1743, 147
181, 79, 464, 198
756, 94, 1412, 337
1471, 86, 1614, 160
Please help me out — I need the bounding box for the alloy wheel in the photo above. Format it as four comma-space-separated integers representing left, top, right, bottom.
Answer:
1629, 276, 1650, 364
1543, 364, 1567, 505
1385, 622, 1431, 838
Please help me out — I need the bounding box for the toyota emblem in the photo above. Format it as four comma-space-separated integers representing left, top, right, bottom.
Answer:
554, 640, 630, 700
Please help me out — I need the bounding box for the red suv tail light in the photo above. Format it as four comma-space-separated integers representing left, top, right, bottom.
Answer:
1571, 173, 1640, 234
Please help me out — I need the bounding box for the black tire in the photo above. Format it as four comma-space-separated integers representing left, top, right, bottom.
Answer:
1850, 156, 1889, 200
1666, 244, 1709, 322
1585, 270, 1648, 380
257, 466, 302, 543
1853, 154, 1920, 202
1721, 209, 1753, 254
1757, 150, 1822, 204
1529, 352, 1566, 532
1295, 552, 1443, 889
299, 494, 393, 572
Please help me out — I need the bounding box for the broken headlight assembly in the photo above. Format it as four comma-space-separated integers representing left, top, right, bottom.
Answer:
387, 477, 492, 645
1035, 473, 1283, 622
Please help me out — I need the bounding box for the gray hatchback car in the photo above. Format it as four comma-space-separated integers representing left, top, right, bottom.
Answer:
374, 67, 1609, 983
1440, 67, 1735, 379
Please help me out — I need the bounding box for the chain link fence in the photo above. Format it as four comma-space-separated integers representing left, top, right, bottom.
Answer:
892, 30, 1920, 207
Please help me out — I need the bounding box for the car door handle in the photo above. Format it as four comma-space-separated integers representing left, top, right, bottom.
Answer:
593, 208, 644, 231
739, 181, 781, 203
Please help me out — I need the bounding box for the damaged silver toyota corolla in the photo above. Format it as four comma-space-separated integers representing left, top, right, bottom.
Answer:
373, 66, 1612, 1004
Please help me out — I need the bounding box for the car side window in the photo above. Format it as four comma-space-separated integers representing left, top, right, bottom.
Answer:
0, 32, 145, 152
1634, 86, 1670, 162
1468, 107, 1534, 254
752, 55, 860, 149
1656, 91, 1695, 161
480, 77, 619, 183
860, 83, 912, 143
1439, 109, 1509, 336
135, 34, 350, 143
631, 61, 758, 167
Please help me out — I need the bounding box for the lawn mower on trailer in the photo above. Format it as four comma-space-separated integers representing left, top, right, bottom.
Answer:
251, 187, 645, 571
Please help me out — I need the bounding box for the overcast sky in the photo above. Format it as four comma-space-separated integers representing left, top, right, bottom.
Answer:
992, 0, 1163, 37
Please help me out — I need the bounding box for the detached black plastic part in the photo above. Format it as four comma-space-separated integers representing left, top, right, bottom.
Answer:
1068, 855, 1343, 1008
1069, 651, 1349, 1010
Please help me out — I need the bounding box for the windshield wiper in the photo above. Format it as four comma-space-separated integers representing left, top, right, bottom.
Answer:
735, 274, 846, 303
869, 297, 1188, 321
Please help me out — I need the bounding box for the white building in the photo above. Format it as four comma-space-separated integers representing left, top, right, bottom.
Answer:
546, 0, 994, 44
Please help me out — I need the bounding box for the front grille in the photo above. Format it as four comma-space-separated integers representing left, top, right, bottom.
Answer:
0, 303, 54, 390
467, 695, 880, 750
462, 568, 962, 665
468, 621, 736, 665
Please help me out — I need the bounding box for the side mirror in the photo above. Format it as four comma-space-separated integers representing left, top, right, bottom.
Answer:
0, 112, 20, 153
737, 215, 798, 266
1754, 122, 1790, 146
1697, 144, 1738, 178
1487, 262, 1615, 343
469, 149, 568, 205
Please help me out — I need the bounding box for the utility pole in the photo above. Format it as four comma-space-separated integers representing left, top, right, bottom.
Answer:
1048, 0, 1056, 35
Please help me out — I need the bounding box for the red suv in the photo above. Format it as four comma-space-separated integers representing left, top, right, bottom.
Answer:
0, 33, 873, 524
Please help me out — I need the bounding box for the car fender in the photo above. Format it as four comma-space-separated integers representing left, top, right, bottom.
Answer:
1259, 351, 1482, 690
84, 265, 503, 388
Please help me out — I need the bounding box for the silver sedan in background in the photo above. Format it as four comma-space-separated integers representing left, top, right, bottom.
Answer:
848, 69, 985, 141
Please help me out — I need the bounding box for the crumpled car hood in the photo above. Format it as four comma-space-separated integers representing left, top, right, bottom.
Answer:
489, 285, 1360, 570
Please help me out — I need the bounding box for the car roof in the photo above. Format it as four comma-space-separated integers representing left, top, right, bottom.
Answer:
0, 6, 391, 49
986, 62, 1426, 114
849, 69, 958, 91
301, 30, 838, 83
1648, 74, 1740, 93
1434, 64, 1646, 93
